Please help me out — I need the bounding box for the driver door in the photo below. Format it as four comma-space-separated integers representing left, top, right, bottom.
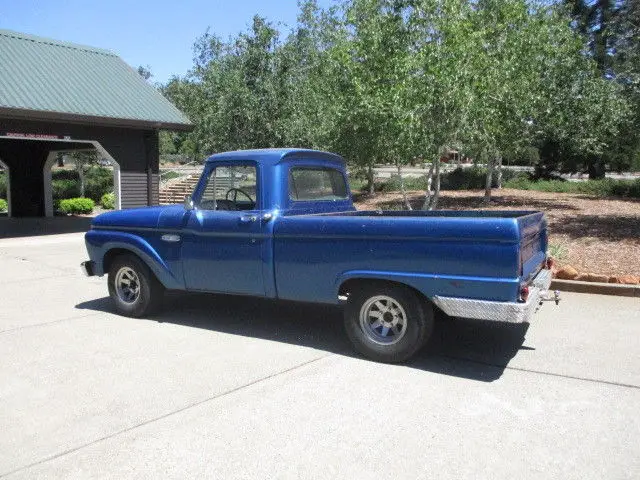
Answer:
182, 163, 266, 295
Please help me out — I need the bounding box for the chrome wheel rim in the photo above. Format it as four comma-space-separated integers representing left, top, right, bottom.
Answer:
359, 295, 407, 345
115, 267, 141, 304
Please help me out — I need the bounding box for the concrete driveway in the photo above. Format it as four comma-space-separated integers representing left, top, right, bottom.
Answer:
0, 232, 639, 479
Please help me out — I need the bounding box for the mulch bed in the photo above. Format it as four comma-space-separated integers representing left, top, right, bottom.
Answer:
354, 188, 640, 277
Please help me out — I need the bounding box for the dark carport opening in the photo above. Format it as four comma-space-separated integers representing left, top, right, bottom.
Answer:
0, 137, 121, 218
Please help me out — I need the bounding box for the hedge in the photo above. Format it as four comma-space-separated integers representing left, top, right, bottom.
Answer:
101, 192, 115, 209
0, 198, 7, 213
59, 197, 95, 215
380, 167, 525, 192
503, 177, 640, 198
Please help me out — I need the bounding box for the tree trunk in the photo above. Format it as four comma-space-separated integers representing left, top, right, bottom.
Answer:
367, 163, 375, 195
428, 158, 441, 210
397, 162, 412, 211
79, 168, 86, 197
588, 159, 606, 179
421, 159, 436, 210
495, 155, 503, 189
484, 157, 494, 202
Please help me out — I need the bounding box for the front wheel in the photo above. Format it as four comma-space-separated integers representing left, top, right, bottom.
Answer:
344, 283, 434, 363
108, 254, 164, 317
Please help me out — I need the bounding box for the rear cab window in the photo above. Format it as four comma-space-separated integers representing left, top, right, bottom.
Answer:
288, 167, 348, 201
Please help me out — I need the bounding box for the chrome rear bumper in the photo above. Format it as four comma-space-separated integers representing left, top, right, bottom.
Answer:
432, 268, 556, 324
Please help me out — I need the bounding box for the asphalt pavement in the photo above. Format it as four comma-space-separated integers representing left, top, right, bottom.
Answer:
0, 232, 638, 479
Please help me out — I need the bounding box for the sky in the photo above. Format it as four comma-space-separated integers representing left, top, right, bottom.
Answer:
0, 0, 333, 84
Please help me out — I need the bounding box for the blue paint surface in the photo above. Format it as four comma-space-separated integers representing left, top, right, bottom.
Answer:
85, 148, 548, 305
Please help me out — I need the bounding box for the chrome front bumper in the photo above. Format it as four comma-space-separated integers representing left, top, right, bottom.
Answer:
432, 269, 557, 324
80, 261, 95, 277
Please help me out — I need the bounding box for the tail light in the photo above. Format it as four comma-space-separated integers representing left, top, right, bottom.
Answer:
519, 285, 530, 303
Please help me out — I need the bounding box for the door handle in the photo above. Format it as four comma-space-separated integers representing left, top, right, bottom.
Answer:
239, 214, 258, 223
161, 234, 181, 243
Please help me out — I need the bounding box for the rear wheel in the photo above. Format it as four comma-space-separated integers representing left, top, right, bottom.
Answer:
344, 282, 434, 363
108, 254, 164, 317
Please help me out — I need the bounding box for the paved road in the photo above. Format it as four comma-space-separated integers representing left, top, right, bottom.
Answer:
0, 233, 639, 479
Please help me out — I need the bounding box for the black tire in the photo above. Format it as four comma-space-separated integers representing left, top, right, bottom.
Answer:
344, 282, 434, 363
107, 254, 164, 317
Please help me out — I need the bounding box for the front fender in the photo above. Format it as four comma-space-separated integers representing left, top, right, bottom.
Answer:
85, 229, 183, 290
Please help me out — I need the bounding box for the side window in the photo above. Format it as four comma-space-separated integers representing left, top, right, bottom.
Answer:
199, 165, 258, 211
289, 168, 348, 201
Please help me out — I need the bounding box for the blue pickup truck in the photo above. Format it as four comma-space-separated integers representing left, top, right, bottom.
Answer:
82, 148, 556, 362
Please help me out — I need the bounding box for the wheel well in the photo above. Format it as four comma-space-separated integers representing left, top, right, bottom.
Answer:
339, 278, 445, 318
339, 278, 430, 304
103, 248, 142, 274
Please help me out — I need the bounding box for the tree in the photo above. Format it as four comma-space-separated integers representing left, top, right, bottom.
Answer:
137, 65, 153, 81
68, 150, 100, 197
162, 0, 634, 202
607, 0, 640, 172
564, 0, 620, 75
322, 0, 414, 202
530, 2, 627, 179
276, 0, 343, 150
561, 1, 637, 176
409, 0, 479, 209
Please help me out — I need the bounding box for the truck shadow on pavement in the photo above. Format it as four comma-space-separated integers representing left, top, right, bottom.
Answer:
76, 292, 531, 383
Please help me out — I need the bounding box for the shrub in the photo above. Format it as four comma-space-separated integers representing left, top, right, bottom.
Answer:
0, 172, 7, 198
59, 197, 95, 215
160, 171, 181, 182
503, 177, 640, 198
380, 166, 528, 193
52, 169, 79, 181
52, 179, 81, 200
548, 243, 569, 261
441, 166, 487, 190
381, 174, 429, 192
0, 198, 7, 213
101, 192, 115, 209
85, 166, 113, 202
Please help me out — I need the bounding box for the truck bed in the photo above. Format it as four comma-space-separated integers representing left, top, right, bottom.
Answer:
273, 209, 547, 305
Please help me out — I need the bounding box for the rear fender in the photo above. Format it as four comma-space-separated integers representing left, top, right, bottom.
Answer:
85, 229, 182, 289
335, 270, 519, 303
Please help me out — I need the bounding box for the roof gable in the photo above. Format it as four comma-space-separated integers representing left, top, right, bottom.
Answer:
0, 30, 192, 130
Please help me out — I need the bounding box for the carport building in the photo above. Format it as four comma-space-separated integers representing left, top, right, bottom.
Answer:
0, 29, 192, 217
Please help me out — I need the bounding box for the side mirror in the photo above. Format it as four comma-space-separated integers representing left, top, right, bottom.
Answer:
184, 195, 195, 211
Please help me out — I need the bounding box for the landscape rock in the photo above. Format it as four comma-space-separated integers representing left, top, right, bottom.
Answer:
555, 266, 579, 280
574, 273, 610, 283
583, 273, 611, 283
609, 275, 640, 285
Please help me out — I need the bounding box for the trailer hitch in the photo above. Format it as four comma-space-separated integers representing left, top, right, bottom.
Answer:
539, 290, 561, 306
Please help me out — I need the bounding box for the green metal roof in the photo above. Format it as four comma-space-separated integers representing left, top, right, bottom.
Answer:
0, 29, 192, 130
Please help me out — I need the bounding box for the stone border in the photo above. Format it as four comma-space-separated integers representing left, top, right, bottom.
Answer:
551, 279, 640, 298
